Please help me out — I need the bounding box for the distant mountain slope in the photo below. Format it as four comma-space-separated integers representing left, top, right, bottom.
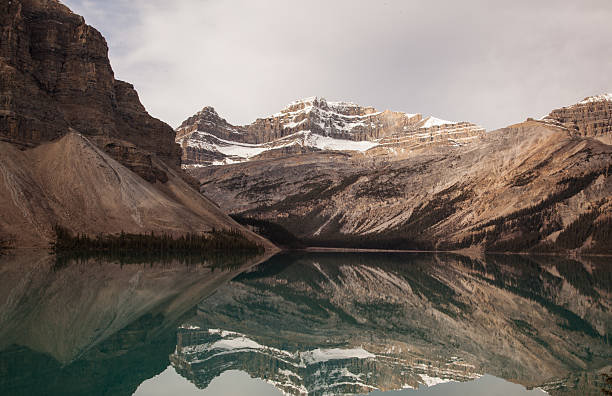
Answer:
190, 95, 612, 253
0, 0, 273, 249
176, 97, 485, 166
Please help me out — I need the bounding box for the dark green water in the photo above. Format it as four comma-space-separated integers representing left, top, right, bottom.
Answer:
0, 251, 610, 395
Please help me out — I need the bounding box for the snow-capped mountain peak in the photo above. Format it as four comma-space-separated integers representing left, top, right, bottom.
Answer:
176, 97, 485, 167
578, 93, 612, 105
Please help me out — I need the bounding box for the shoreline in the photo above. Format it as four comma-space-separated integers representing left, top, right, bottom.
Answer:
297, 246, 612, 258
3, 246, 611, 259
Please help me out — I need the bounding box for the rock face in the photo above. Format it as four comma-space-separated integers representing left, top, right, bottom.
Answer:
0, 0, 181, 182
0, 0, 272, 248
190, 96, 612, 253
176, 97, 485, 166
543, 94, 612, 145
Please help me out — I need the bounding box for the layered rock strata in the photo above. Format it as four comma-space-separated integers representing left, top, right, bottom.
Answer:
543, 94, 612, 145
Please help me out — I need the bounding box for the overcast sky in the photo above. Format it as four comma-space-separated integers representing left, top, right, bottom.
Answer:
63, 0, 612, 130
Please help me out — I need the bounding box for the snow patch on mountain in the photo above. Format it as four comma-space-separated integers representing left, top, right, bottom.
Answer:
578, 93, 612, 104
179, 130, 380, 166
303, 132, 379, 151
421, 116, 457, 128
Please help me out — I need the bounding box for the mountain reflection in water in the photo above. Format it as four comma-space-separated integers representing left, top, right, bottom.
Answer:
0, 251, 610, 395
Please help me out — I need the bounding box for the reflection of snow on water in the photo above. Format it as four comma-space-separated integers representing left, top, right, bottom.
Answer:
300, 347, 375, 365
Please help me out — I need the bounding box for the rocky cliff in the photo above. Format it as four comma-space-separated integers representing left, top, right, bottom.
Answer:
0, 0, 272, 248
176, 97, 485, 166
0, 0, 180, 182
543, 94, 612, 145
190, 95, 612, 253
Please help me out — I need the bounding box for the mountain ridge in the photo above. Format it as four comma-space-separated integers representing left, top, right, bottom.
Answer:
176, 97, 486, 167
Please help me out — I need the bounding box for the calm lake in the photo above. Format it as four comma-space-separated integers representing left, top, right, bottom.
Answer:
0, 251, 610, 395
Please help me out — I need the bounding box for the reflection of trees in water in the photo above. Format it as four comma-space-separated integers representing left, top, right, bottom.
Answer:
0, 252, 609, 395
53, 249, 262, 271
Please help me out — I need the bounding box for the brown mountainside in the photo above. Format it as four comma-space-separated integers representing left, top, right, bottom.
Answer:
0, 0, 273, 249
190, 96, 612, 253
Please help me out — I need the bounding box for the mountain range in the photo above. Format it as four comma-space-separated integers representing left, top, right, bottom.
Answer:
180, 95, 612, 253
175, 97, 486, 166
1, 0, 611, 255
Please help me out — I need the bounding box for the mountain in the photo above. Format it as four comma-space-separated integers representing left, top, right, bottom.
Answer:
1, 0, 180, 179
0, 0, 272, 248
175, 97, 485, 166
185, 95, 612, 253
0, 133, 268, 247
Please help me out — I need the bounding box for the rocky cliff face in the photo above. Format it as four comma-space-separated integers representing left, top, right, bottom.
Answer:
0, 0, 272, 248
176, 97, 485, 166
0, 0, 181, 182
543, 94, 612, 145
190, 96, 612, 253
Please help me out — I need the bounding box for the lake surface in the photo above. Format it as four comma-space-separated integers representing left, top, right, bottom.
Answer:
0, 251, 610, 395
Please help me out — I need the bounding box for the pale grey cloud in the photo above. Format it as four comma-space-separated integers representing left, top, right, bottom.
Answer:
63, 0, 612, 130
